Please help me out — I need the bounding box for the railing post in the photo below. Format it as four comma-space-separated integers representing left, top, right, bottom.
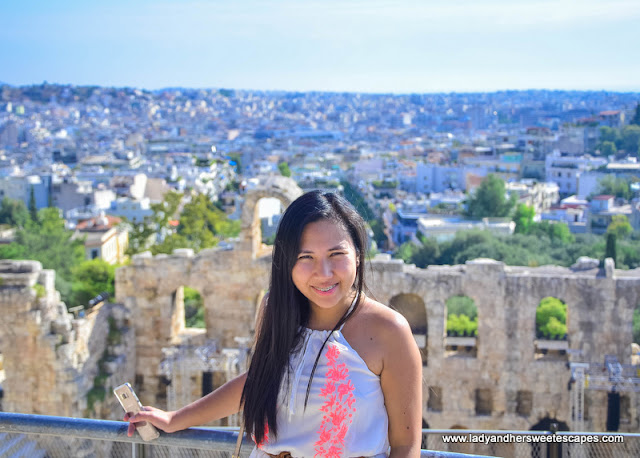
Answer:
132, 442, 146, 458
549, 422, 559, 458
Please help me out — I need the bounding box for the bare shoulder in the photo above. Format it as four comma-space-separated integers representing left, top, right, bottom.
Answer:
349, 297, 413, 346
362, 297, 411, 333
343, 297, 414, 375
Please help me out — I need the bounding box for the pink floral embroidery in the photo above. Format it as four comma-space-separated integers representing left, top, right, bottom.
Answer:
255, 423, 269, 448
320, 381, 336, 396
314, 344, 356, 458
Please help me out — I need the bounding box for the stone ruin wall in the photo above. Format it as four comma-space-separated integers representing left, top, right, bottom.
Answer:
0, 260, 136, 420
368, 256, 640, 432
2, 175, 640, 435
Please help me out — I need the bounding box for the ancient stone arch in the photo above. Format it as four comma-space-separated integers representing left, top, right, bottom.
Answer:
114, 175, 302, 406
389, 293, 428, 364
238, 175, 303, 258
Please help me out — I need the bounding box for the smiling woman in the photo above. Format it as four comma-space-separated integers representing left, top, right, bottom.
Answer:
126, 190, 423, 457
291, 219, 359, 329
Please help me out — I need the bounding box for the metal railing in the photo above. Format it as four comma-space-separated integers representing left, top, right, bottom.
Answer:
5, 412, 640, 457
0, 412, 489, 458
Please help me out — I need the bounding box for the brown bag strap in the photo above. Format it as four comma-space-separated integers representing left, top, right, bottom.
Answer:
232, 417, 245, 458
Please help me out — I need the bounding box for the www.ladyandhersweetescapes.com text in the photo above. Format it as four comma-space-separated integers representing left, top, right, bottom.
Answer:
441, 433, 624, 445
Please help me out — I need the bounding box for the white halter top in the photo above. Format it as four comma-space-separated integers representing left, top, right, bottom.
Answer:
249, 324, 390, 458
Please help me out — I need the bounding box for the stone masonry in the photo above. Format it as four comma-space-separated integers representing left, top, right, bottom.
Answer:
2, 174, 640, 436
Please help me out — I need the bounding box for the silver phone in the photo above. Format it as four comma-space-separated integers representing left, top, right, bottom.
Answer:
114, 382, 160, 441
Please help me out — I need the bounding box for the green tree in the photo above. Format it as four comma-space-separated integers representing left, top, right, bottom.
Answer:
536, 297, 567, 339
0, 197, 29, 228
631, 103, 640, 126
465, 174, 516, 218
620, 125, 640, 155
597, 175, 631, 200
184, 287, 205, 328
598, 141, 617, 157
599, 126, 620, 143
446, 296, 478, 320
70, 259, 116, 308
633, 308, 640, 343
605, 232, 617, 265
278, 162, 291, 177
541, 316, 566, 339
152, 194, 241, 254
395, 241, 417, 264
126, 191, 183, 255
340, 180, 376, 221
28, 186, 37, 221
438, 230, 493, 265
1, 207, 85, 304
410, 237, 440, 268
446, 313, 478, 337
607, 214, 632, 238
529, 221, 574, 243
618, 240, 640, 269
368, 219, 387, 250
151, 233, 189, 255
513, 204, 535, 234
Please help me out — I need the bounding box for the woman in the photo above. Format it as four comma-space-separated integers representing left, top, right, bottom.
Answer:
127, 190, 423, 457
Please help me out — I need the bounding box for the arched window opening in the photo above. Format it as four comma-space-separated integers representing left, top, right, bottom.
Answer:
421, 419, 430, 450
530, 417, 570, 458
389, 293, 428, 365
445, 295, 478, 357
258, 197, 283, 246
535, 296, 568, 361
631, 304, 640, 354
184, 286, 205, 329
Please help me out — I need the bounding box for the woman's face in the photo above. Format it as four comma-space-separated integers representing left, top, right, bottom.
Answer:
291, 219, 358, 317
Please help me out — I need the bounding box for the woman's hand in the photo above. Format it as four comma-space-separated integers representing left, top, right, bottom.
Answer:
124, 372, 248, 437
124, 406, 176, 436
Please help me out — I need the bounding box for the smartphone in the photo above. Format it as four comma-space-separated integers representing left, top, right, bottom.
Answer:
114, 382, 160, 441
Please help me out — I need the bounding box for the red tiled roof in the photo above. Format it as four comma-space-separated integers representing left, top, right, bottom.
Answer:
76, 215, 122, 231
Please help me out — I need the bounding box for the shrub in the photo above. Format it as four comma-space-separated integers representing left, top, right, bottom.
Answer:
536, 297, 567, 339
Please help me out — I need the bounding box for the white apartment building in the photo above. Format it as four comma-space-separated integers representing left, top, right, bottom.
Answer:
109, 197, 154, 224
506, 180, 560, 214
417, 217, 515, 242
545, 151, 607, 195
415, 163, 467, 193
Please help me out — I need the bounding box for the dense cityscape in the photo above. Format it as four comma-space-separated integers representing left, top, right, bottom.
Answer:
1, 84, 639, 269
0, 85, 639, 318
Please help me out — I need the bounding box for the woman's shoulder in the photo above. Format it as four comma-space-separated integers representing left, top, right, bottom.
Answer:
353, 297, 413, 341
341, 297, 414, 376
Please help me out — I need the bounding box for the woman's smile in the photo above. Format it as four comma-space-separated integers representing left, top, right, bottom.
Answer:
312, 283, 338, 294
291, 219, 358, 325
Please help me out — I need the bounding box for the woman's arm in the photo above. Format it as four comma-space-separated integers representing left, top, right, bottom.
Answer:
126, 372, 247, 435
379, 313, 423, 458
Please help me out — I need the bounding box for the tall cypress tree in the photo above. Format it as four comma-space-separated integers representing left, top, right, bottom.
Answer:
605, 232, 617, 264
28, 186, 38, 222
631, 103, 640, 126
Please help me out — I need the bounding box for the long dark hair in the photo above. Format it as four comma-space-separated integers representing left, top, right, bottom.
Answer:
241, 190, 368, 444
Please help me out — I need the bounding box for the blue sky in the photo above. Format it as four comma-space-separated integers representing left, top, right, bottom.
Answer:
2, 0, 639, 93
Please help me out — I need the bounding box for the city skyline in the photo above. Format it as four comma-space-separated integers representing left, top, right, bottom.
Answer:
2, 0, 640, 94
